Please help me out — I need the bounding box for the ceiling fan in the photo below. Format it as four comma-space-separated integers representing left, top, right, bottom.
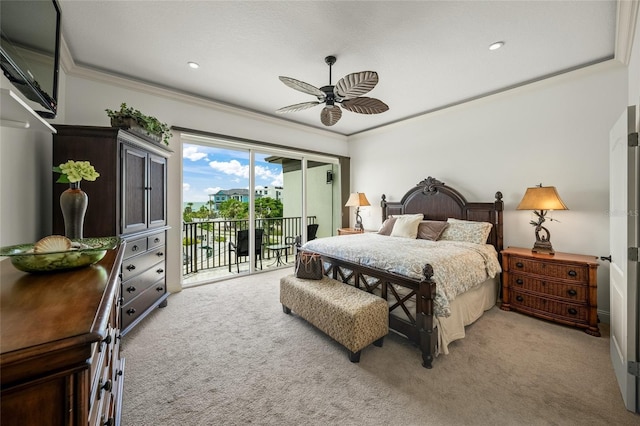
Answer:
276, 56, 389, 126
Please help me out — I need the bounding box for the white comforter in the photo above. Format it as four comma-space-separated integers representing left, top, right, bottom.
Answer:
302, 233, 502, 317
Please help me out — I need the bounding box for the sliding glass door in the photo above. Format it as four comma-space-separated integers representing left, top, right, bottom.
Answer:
181, 133, 339, 285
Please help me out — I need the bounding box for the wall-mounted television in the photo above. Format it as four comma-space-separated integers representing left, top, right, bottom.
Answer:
1, 0, 61, 119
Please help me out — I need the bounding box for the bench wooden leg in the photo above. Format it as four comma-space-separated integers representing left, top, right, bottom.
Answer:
282, 305, 291, 314
348, 350, 361, 363
373, 337, 384, 347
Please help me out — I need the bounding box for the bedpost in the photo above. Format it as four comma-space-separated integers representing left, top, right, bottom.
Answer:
381, 194, 387, 222
418, 264, 437, 369
494, 191, 504, 255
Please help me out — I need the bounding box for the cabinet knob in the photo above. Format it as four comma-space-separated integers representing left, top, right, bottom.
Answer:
568, 308, 578, 315
103, 335, 112, 345
126, 264, 136, 271
515, 262, 524, 268
156, 268, 164, 274
154, 238, 160, 243
567, 289, 577, 296
515, 278, 523, 285
127, 308, 136, 316
132, 245, 138, 252
157, 252, 164, 257
516, 296, 524, 302
127, 286, 136, 293
567, 270, 577, 277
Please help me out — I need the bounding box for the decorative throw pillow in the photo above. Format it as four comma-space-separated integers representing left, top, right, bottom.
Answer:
438, 218, 493, 244
390, 214, 424, 238
377, 217, 397, 236
417, 220, 448, 240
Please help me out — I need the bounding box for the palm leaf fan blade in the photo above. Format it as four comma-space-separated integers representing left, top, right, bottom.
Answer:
341, 97, 389, 114
320, 106, 342, 126
278, 76, 325, 98
276, 101, 320, 113
334, 71, 379, 100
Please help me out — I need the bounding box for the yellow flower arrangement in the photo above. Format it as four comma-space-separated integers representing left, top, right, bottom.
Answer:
53, 160, 100, 184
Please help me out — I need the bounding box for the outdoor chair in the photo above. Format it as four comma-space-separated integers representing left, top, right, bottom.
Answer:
228, 229, 264, 272
285, 223, 319, 250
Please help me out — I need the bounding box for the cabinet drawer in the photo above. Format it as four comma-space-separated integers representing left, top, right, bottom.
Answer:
508, 274, 587, 302
509, 257, 588, 282
123, 237, 147, 259
511, 290, 588, 322
122, 279, 166, 330
148, 232, 165, 250
121, 247, 165, 280
122, 261, 166, 305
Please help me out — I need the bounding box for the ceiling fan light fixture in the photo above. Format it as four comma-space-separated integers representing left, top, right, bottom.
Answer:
489, 41, 505, 51
276, 56, 389, 127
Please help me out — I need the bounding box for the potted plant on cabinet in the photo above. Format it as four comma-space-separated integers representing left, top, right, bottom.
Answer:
105, 103, 172, 145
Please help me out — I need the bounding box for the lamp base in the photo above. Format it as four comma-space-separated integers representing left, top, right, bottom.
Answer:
532, 240, 555, 255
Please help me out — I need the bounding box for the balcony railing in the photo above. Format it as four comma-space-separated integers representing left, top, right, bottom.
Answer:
182, 216, 317, 276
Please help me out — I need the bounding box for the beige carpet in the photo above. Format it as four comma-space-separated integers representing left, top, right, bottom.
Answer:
121, 268, 638, 425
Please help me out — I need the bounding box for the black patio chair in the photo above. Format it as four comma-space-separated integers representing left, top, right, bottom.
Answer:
285, 223, 319, 249
228, 229, 264, 272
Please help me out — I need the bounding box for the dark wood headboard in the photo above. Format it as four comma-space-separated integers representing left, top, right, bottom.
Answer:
381, 177, 504, 254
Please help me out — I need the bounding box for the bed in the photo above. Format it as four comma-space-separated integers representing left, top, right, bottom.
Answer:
300, 177, 504, 368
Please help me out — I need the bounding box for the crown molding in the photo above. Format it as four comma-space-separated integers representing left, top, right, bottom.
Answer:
58, 43, 346, 142
615, 0, 639, 65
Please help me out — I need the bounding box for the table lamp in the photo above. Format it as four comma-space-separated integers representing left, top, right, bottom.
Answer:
516, 184, 568, 255
345, 192, 370, 230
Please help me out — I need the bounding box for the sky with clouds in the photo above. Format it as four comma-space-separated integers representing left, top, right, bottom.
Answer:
183, 144, 283, 203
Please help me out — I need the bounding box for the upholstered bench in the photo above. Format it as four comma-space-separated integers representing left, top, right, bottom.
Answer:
280, 274, 388, 362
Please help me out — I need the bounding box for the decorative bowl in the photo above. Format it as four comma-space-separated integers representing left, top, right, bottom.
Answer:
0, 236, 120, 273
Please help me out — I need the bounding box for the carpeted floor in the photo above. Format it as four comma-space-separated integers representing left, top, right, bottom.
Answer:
121, 268, 638, 425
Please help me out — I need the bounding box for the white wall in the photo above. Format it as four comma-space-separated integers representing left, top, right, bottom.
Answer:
348, 61, 628, 319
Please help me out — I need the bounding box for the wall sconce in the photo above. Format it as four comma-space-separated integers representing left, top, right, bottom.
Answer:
516, 184, 568, 255
345, 192, 370, 230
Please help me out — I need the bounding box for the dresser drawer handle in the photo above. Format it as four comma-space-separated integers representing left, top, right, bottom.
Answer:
131, 245, 138, 252
515, 262, 524, 268
126, 264, 136, 271
568, 308, 578, 315
154, 237, 161, 243
126, 286, 136, 293
126, 308, 136, 316
97, 379, 112, 399
156, 268, 164, 274
515, 278, 523, 285
156, 286, 164, 292
516, 295, 524, 302
567, 270, 577, 277
103, 335, 112, 345
103, 418, 114, 426
567, 289, 577, 296
157, 251, 164, 257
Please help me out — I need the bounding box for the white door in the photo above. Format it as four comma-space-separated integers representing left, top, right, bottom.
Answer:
610, 104, 639, 412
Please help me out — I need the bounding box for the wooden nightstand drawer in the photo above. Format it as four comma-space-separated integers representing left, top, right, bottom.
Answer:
511, 290, 589, 322
509, 256, 589, 282
508, 274, 587, 302
501, 247, 600, 336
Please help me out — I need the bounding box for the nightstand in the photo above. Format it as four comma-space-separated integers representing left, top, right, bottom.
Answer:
337, 227, 364, 235
500, 247, 600, 336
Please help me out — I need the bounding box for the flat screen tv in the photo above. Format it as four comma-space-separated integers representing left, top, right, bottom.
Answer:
1, 0, 61, 119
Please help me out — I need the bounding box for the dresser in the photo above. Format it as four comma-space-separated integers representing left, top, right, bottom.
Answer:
0, 245, 126, 426
337, 227, 364, 235
500, 247, 600, 336
53, 125, 171, 335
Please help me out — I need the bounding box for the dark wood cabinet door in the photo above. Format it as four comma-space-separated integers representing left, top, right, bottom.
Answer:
148, 154, 167, 228
122, 144, 148, 235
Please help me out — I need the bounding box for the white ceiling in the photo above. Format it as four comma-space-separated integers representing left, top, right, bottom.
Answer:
58, 0, 619, 136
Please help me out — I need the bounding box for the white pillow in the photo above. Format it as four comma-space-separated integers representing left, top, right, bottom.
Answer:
390, 214, 424, 238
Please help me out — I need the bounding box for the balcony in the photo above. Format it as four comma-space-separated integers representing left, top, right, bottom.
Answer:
182, 216, 316, 285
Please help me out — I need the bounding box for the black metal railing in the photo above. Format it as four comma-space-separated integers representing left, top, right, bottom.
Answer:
182, 216, 317, 276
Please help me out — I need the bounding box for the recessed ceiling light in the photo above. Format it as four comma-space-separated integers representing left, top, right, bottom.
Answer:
188, 62, 200, 69
489, 41, 505, 51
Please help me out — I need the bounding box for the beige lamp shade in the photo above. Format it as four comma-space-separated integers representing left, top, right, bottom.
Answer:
516, 186, 568, 211
345, 192, 371, 207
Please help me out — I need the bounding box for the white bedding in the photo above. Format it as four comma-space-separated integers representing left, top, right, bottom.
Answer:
302, 233, 502, 317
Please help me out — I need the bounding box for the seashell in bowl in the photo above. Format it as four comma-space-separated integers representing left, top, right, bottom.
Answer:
33, 235, 72, 253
